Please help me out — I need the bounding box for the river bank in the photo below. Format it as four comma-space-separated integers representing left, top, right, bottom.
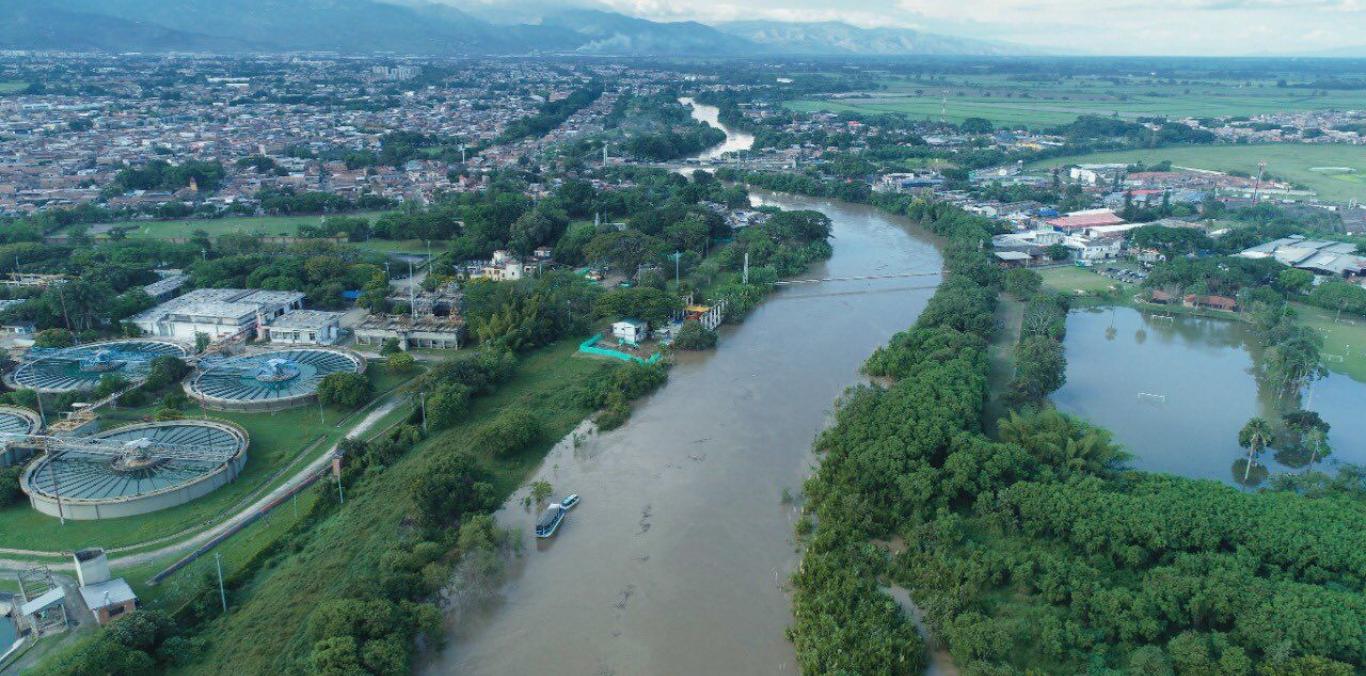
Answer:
425, 187, 945, 674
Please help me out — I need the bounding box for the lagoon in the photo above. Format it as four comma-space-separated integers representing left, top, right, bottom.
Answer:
1053, 306, 1366, 485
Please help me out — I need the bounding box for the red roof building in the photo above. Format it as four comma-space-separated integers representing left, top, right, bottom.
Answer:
1046, 209, 1126, 230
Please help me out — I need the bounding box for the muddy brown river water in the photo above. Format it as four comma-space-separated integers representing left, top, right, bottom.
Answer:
425, 184, 944, 674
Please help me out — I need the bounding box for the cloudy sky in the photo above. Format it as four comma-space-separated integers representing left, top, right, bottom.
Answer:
465, 0, 1366, 56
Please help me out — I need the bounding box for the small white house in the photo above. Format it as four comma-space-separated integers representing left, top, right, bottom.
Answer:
611, 319, 649, 344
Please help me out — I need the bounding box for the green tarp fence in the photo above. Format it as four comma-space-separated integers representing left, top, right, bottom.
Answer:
578, 333, 662, 364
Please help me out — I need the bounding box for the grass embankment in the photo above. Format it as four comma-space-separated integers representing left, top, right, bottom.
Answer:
176, 340, 603, 674
0, 363, 415, 553
1027, 144, 1366, 203
121, 394, 420, 610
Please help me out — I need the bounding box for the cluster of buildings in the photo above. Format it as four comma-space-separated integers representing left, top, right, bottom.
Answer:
0, 55, 621, 216
116, 279, 471, 352
6, 548, 137, 658
354, 281, 465, 351
127, 286, 360, 351
991, 211, 1138, 267
1200, 110, 1366, 145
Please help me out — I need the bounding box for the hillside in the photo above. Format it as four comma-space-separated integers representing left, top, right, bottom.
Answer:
717, 20, 1028, 56
0, 1, 1026, 58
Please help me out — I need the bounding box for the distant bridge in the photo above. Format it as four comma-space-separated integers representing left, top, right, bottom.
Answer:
774, 271, 941, 286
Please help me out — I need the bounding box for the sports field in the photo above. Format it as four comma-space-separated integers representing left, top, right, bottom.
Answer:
786, 74, 1366, 129
1039, 265, 1136, 296
1294, 303, 1366, 384
84, 212, 388, 240
1026, 144, 1366, 202
0, 81, 28, 94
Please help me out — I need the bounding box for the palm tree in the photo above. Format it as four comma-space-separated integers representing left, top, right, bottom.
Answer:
1305, 426, 1332, 470
1238, 417, 1274, 482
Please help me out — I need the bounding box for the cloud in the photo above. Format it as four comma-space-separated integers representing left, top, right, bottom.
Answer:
447, 0, 1366, 55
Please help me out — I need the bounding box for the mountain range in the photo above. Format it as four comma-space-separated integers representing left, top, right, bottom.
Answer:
716, 21, 1027, 57
0, 0, 1030, 57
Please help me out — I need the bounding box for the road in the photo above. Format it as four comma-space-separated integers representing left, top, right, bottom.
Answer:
0, 395, 409, 572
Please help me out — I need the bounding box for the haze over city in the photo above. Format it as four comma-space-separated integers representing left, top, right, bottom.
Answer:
0, 2, 1364, 675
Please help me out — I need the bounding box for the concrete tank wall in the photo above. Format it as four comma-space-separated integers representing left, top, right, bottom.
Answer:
25, 453, 247, 521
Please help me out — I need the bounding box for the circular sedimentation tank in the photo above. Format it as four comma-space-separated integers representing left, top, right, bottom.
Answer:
9, 340, 188, 393
185, 347, 365, 412
20, 419, 249, 520
0, 405, 43, 468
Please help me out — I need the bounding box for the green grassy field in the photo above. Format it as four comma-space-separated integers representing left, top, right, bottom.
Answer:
83, 212, 389, 240
1027, 144, 1366, 202
351, 238, 448, 255
1038, 265, 1135, 296
786, 74, 1366, 129
0, 362, 417, 553
0, 81, 28, 94
1293, 303, 1366, 384
176, 340, 609, 674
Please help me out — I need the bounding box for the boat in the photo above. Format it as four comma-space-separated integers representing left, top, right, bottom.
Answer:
535, 504, 566, 538
560, 494, 580, 510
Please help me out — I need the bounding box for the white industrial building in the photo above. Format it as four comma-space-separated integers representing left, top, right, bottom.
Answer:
129, 288, 305, 342
261, 310, 344, 345
1238, 236, 1366, 279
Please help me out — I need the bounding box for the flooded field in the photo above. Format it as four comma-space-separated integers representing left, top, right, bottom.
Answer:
1054, 306, 1366, 485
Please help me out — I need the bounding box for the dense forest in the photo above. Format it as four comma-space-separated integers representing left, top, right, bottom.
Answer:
773, 179, 1366, 673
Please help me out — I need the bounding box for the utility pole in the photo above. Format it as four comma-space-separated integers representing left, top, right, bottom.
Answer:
419, 390, 428, 433
335, 463, 345, 505
33, 390, 46, 428
48, 454, 64, 525
408, 259, 417, 320
214, 552, 227, 613
1252, 160, 1267, 203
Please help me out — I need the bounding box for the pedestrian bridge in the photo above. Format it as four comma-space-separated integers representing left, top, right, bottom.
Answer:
773, 271, 941, 286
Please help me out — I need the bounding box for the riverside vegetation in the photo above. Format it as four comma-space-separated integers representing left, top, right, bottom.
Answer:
24, 168, 837, 674
773, 178, 1366, 674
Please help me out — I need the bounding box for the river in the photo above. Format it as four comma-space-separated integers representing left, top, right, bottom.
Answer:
1054, 306, 1366, 485
426, 102, 943, 675
679, 97, 755, 161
